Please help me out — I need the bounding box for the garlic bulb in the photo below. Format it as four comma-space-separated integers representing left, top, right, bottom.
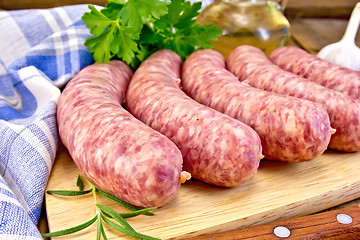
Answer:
317, 3, 360, 71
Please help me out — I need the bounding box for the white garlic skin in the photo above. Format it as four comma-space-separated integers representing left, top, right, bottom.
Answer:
317, 41, 360, 71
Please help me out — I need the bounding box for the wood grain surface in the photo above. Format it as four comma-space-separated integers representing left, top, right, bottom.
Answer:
181, 205, 360, 240
45, 141, 360, 240
284, 0, 358, 18
289, 18, 360, 54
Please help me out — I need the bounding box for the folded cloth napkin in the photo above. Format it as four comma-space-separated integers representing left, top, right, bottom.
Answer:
0, 4, 94, 239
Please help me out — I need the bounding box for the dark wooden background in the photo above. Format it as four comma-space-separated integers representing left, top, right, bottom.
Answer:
1, 0, 359, 54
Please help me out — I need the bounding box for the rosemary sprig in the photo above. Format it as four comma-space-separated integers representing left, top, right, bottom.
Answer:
43, 174, 160, 240
96, 188, 154, 216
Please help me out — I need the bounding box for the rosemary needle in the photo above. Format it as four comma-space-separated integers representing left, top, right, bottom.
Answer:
42, 215, 97, 238
43, 174, 159, 239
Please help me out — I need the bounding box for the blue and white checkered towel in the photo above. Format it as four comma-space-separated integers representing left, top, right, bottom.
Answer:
0, 5, 94, 239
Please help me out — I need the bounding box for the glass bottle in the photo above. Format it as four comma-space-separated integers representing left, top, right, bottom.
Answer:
197, 0, 291, 57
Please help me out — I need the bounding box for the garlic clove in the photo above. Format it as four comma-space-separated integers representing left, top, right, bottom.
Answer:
317, 2, 360, 71
317, 41, 360, 71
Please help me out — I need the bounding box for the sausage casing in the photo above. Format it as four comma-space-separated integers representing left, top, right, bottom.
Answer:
126, 50, 263, 187
182, 49, 332, 162
57, 61, 183, 207
269, 46, 360, 99
227, 45, 360, 152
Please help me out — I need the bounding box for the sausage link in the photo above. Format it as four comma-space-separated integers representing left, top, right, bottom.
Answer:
227, 45, 360, 152
182, 49, 332, 162
57, 61, 184, 208
269, 46, 360, 99
126, 50, 263, 187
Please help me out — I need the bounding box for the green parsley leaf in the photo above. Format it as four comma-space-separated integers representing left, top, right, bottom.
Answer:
112, 26, 139, 66
118, 0, 167, 28
139, 0, 168, 19
82, 0, 222, 69
153, 0, 222, 60
189, 23, 223, 49
85, 30, 114, 63
82, 5, 113, 36
101, 1, 124, 20
174, 1, 201, 29
119, 0, 142, 28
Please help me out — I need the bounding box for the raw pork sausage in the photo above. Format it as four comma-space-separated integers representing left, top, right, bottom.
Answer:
269, 46, 360, 99
182, 49, 332, 162
227, 45, 360, 152
126, 50, 263, 187
57, 61, 185, 208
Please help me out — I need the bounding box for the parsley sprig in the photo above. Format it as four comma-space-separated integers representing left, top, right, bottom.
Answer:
43, 174, 159, 240
82, 0, 222, 69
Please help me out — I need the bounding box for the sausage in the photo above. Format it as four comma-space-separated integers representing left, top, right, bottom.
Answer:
57, 61, 185, 208
227, 45, 360, 152
126, 49, 263, 187
182, 49, 332, 162
269, 46, 360, 99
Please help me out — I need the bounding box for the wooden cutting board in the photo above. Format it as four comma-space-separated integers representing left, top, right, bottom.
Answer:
45, 142, 360, 240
